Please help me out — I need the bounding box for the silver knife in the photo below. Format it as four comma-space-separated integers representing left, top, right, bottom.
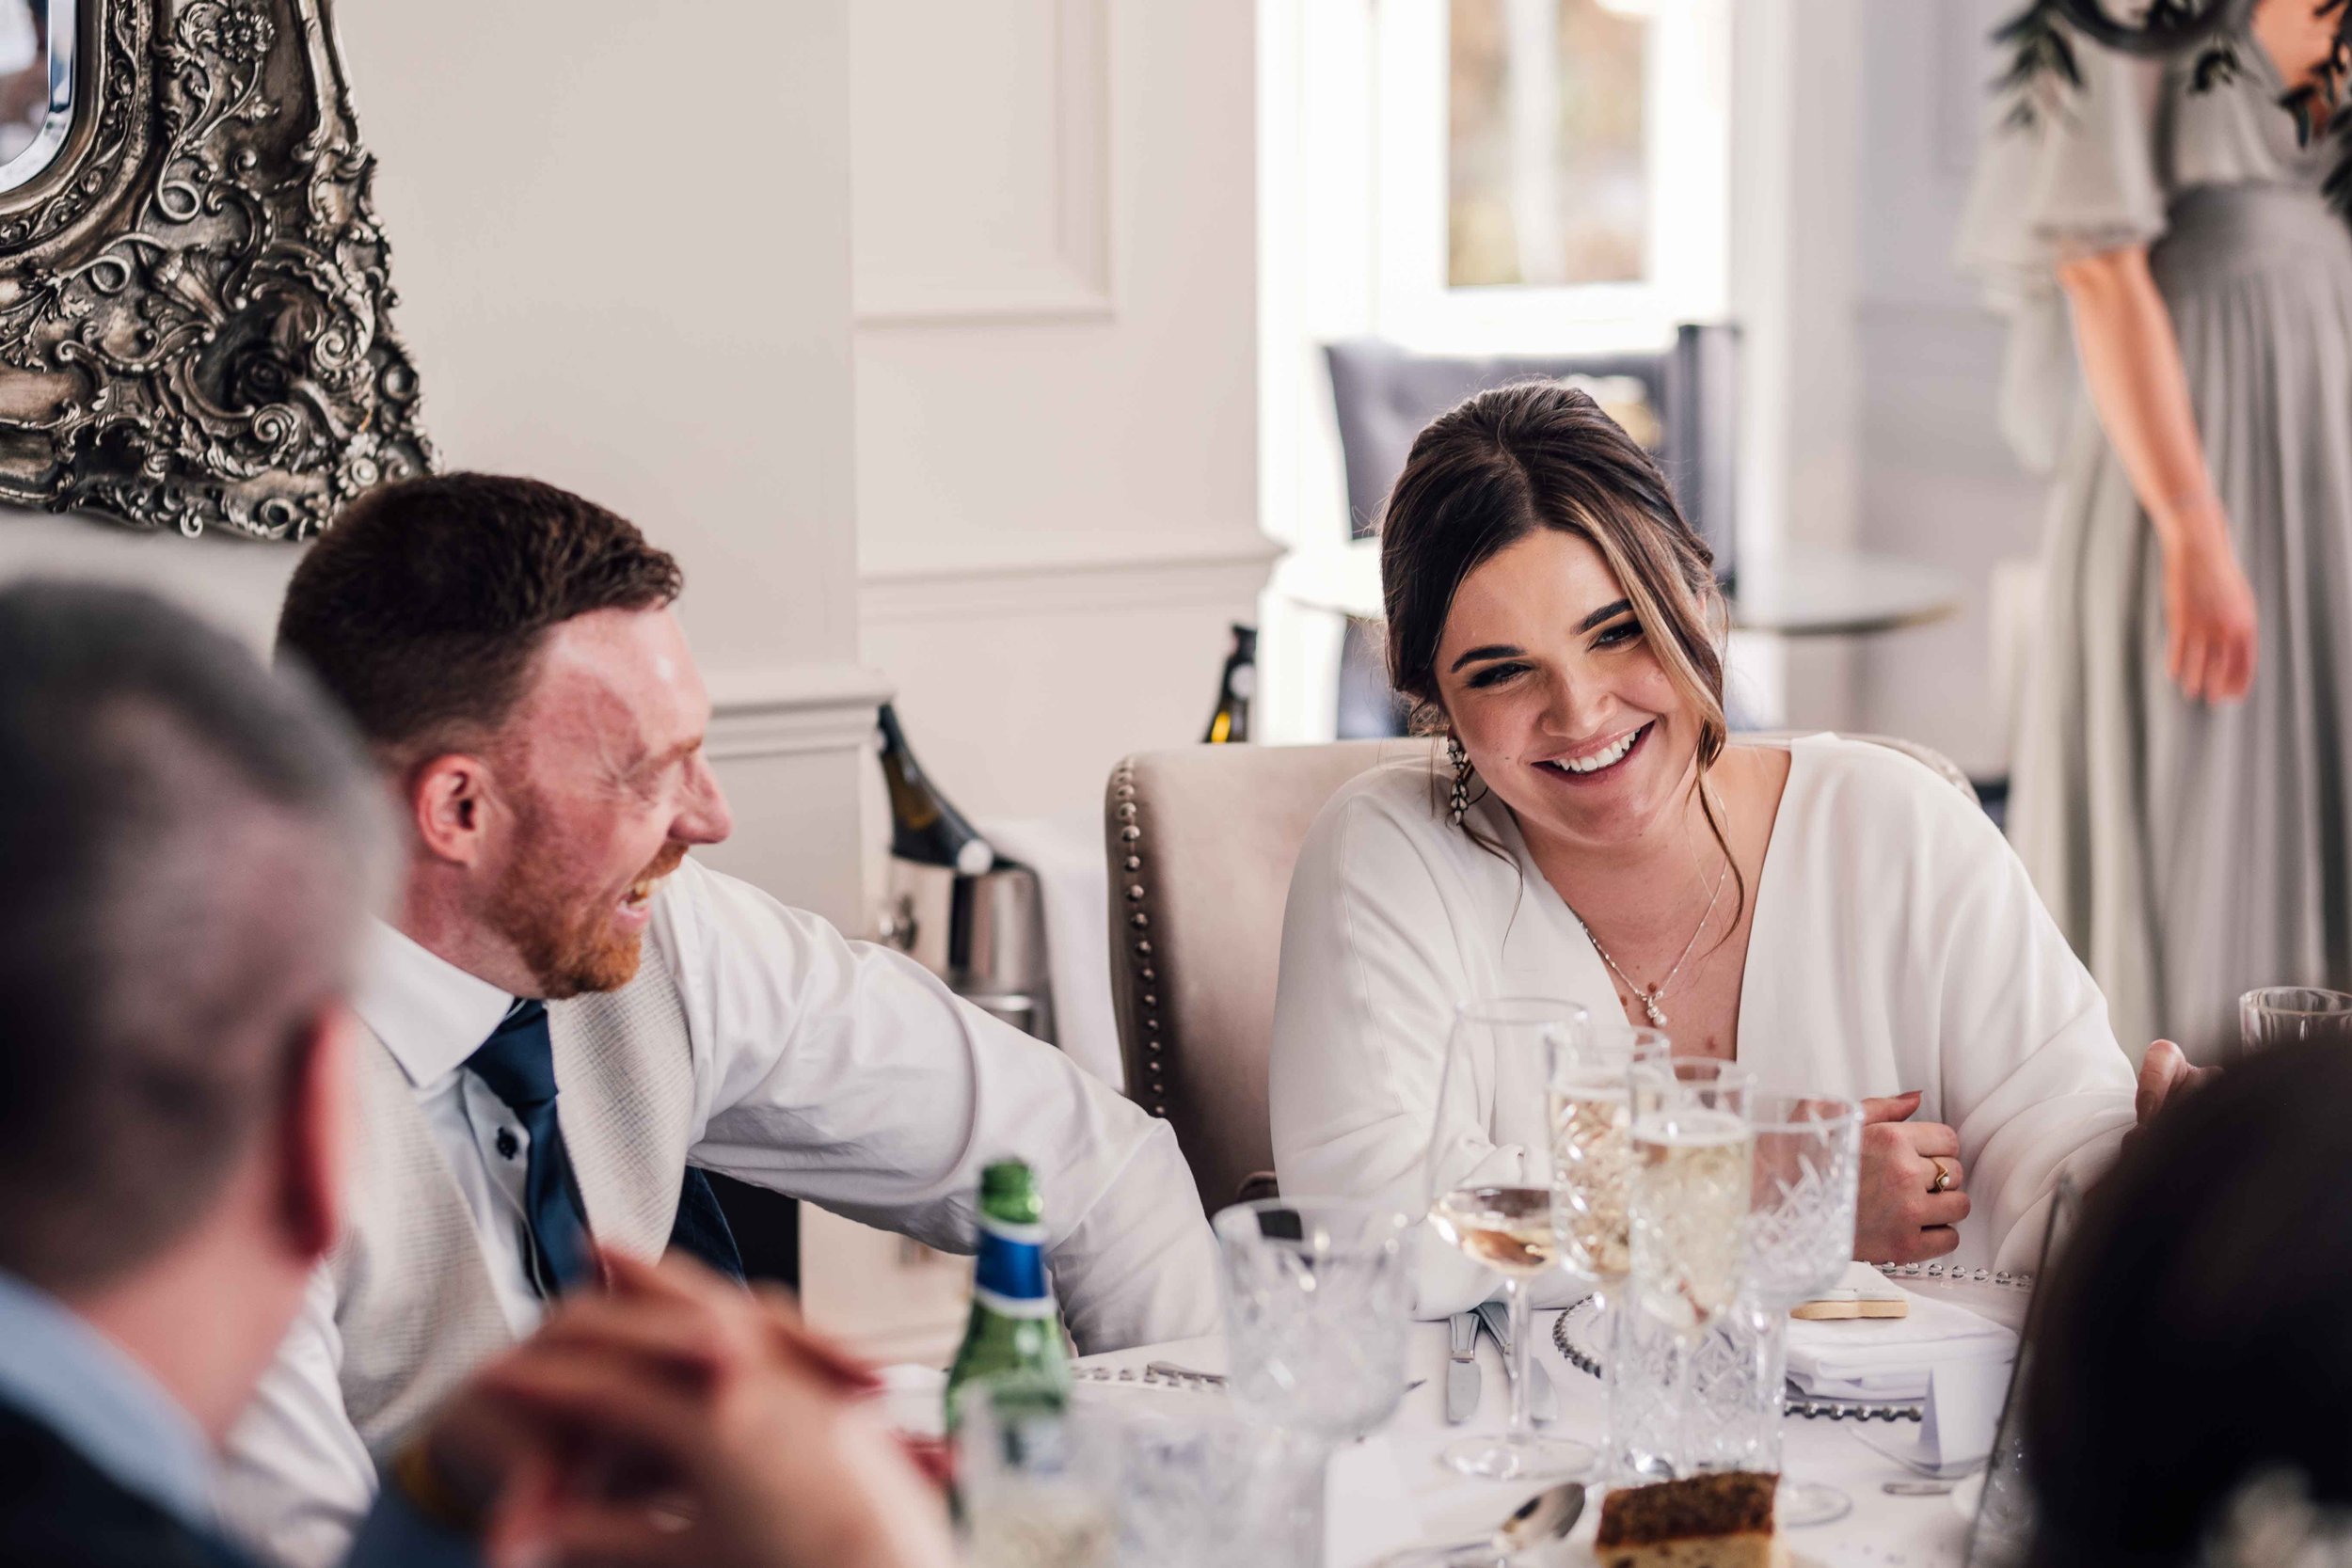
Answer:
1474, 1299, 1558, 1424
1445, 1310, 1482, 1424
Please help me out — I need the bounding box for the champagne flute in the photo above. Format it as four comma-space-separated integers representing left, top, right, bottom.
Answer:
1549, 1022, 1672, 1288
1422, 996, 1594, 1481
1628, 1057, 1754, 1476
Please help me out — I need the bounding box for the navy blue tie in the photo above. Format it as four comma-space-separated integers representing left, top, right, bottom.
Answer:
465, 1000, 596, 1296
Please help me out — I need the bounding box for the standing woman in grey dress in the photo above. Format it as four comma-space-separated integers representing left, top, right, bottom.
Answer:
1959, 0, 2352, 1060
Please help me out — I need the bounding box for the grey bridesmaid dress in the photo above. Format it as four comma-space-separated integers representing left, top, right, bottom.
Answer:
1959, 24, 2352, 1061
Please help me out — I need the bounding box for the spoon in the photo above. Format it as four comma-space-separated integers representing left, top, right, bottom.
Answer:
1382, 1481, 1586, 1566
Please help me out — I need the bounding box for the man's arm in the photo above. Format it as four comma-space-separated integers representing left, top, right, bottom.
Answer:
216, 1267, 379, 1568
666, 860, 1221, 1354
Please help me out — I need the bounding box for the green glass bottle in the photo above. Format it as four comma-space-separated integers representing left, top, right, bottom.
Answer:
944, 1159, 1072, 1432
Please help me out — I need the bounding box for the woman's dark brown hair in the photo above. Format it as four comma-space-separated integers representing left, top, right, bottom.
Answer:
2021, 1038, 2352, 1567
1377, 380, 1734, 879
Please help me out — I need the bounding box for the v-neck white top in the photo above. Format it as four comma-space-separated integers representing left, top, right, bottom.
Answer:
1268, 734, 2136, 1313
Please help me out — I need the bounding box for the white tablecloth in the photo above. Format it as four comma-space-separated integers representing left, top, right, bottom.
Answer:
1074, 1275, 2033, 1567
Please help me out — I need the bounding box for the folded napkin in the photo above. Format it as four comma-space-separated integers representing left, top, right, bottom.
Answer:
1785, 1268, 2016, 1402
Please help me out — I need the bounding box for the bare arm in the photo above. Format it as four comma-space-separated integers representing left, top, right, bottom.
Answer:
2058, 245, 2257, 703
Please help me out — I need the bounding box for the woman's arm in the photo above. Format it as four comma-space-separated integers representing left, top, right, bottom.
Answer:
2058, 244, 2257, 703
1269, 788, 1558, 1316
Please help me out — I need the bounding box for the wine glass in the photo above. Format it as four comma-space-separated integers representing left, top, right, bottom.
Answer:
1743, 1093, 1862, 1527
1627, 1056, 1754, 1477
1422, 996, 1595, 1481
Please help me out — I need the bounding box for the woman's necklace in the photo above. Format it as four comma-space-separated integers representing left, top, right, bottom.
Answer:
1582, 856, 1730, 1028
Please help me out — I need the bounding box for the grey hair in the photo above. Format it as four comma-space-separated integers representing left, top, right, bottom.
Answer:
0, 579, 390, 1291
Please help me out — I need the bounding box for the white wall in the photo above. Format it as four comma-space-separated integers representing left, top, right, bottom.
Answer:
1850, 0, 2044, 778
0, 0, 879, 927
851, 0, 1271, 841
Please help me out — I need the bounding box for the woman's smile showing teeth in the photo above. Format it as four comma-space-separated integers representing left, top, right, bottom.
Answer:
1534, 721, 1651, 782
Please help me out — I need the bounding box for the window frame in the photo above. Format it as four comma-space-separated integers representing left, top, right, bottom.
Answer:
1370, 0, 1735, 355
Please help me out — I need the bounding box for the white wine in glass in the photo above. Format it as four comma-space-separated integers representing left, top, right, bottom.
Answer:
1422, 997, 1596, 1481
1430, 1184, 1558, 1275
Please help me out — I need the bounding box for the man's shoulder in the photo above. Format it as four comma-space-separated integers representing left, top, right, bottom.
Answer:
0, 1402, 255, 1568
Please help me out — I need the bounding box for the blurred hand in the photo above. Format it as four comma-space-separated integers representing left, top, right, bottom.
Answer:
424, 1252, 951, 1568
2160, 527, 2258, 705
1853, 1091, 1970, 1264
2132, 1038, 2214, 1135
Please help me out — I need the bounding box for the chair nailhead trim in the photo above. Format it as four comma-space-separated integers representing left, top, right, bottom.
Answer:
1112, 758, 1169, 1117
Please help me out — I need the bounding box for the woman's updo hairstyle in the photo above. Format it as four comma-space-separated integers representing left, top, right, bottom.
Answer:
1377, 380, 1729, 768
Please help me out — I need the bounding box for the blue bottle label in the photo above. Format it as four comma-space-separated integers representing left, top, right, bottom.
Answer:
972, 1214, 1056, 1319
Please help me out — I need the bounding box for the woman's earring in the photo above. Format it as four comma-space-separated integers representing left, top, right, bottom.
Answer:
1446, 735, 1471, 828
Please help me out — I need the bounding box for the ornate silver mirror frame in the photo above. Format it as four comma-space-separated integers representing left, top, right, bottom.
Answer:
0, 0, 431, 538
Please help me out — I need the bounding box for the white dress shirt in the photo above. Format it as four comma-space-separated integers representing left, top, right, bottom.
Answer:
223, 854, 1221, 1568
1269, 735, 2138, 1316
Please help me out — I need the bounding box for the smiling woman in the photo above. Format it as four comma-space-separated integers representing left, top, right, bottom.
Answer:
1266, 382, 2160, 1313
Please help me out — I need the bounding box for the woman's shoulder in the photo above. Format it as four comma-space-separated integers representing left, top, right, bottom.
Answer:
1765, 732, 1994, 851
1303, 749, 1455, 850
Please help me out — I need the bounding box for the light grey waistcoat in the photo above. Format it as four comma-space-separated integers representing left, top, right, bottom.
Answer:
332, 958, 697, 1458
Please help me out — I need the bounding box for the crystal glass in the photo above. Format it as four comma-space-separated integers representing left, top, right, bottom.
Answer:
1629, 1058, 1755, 1333
957, 1385, 1119, 1568
958, 1386, 1295, 1568
1213, 1198, 1415, 1559
2240, 987, 2352, 1054
1608, 1299, 1771, 1482
1743, 1093, 1862, 1527
1422, 997, 1596, 1481
1625, 1056, 1754, 1479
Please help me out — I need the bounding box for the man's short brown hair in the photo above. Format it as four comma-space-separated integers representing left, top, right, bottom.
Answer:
278, 473, 684, 761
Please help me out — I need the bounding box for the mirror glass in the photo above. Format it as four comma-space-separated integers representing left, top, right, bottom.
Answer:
0, 0, 71, 195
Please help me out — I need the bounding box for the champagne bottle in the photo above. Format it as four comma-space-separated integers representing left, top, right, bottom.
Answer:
876, 703, 993, 875
944, 1159, 1071, 1432
1202, 623, 1256, 744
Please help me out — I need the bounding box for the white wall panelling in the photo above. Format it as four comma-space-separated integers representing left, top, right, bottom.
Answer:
853, 0, 1114, 323
859, 547, 1273, 826
854, 0, 1266, 839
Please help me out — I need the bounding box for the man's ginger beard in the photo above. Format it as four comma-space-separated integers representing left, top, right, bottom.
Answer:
485, 802, 688, 999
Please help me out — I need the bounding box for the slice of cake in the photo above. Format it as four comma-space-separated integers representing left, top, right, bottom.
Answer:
1594, 1472, 1785, 1568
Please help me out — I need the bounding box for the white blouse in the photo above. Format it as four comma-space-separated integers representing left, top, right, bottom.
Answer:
1268, 735, 2135, 1314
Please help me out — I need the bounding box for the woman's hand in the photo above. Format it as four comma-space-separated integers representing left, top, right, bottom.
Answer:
2160, 524, 2258, 705
2132, 1038, 2214, 1135
1852, 1091, 1970, 1264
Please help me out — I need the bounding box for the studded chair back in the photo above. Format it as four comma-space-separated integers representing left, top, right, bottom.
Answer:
1102, 734, 1975, 1217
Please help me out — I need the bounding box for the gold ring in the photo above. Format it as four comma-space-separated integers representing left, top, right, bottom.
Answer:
1929, 1159, 1954, 1195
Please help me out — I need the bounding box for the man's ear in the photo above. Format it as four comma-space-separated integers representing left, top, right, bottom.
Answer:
278, 1003, 354, 1265
409, 752, 495, 868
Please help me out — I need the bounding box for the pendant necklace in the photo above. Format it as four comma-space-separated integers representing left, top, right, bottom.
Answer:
1582, 855, 1730, 1028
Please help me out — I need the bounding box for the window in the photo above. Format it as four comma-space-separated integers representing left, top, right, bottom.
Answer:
1372, 0, 1732, 353
1448, 0, 1649, 289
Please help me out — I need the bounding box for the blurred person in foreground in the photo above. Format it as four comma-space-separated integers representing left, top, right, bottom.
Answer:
227, 473, 1218, 1565
0, 580, 950, 1568
2023, 1035, 2352, 1568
